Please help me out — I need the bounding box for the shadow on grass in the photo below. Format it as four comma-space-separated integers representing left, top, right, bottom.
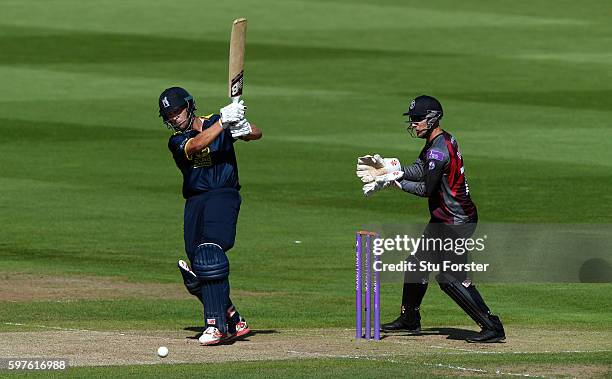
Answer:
383, 327, 479, 340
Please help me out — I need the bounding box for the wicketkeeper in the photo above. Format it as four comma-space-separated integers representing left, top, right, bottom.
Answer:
356, 95, 505, 343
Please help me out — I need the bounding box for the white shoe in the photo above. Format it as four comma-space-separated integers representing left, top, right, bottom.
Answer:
199, 326, 227, 346
233, 317, 251, 338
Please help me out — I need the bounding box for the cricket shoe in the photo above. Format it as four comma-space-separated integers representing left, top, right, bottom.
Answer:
226, 304, 251, 340
381, 307, 421, 333
466, 315, 506, 343
199, 326, 228, 346
230, 317, 251, 339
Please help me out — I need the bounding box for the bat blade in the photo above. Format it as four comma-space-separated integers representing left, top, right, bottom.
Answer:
229, 18, 247, 100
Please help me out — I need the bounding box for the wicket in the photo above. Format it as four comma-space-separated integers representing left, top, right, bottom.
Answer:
355, 231, 381, 340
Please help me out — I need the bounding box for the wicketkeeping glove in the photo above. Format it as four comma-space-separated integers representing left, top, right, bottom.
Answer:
362, 170, 403, 197
375, 170, 403, 183
356, 154, 402, 183
362, 180, 390, 197
219, 100, 246, 129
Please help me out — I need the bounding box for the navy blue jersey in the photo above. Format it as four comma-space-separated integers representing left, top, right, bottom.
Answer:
168, 114, 240, 199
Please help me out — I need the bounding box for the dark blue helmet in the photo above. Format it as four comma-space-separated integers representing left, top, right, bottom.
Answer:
158, 87, 197, 131
403, 95, 443, 137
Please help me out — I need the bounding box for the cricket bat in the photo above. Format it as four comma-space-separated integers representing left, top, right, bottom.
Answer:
228, 18, 247, 103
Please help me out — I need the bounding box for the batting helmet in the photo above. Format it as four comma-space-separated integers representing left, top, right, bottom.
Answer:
158, 87, 197, 131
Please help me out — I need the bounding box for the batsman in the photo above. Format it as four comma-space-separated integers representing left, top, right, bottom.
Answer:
356, 95, 505, 343
158, 86, 262, 345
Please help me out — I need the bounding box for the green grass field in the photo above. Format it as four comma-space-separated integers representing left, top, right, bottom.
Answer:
1, 0, 611, 377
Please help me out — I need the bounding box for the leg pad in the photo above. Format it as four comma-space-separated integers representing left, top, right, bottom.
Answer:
436, 273, 495, 330
192, 243, 229, 280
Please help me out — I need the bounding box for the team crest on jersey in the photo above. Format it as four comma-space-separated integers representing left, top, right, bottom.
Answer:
193, 147, 212, 168
428, 161, 435, 170
427, 149, 444, 161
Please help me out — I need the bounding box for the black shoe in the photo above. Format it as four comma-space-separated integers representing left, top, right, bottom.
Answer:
381, 307, 421, 332
466, 315, 505, 343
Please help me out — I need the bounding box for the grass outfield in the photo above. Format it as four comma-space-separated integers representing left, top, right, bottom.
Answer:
1, 0, 611, 377
5, 353, 612, 378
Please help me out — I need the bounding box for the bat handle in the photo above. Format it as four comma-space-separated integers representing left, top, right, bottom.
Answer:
231, 96, 241, 104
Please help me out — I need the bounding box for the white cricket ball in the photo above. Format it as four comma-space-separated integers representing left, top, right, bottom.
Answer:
157, 346, 169, 358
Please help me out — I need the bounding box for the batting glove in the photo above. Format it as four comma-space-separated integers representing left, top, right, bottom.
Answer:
230, 119, 252, 138
219, 100, 246, 129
